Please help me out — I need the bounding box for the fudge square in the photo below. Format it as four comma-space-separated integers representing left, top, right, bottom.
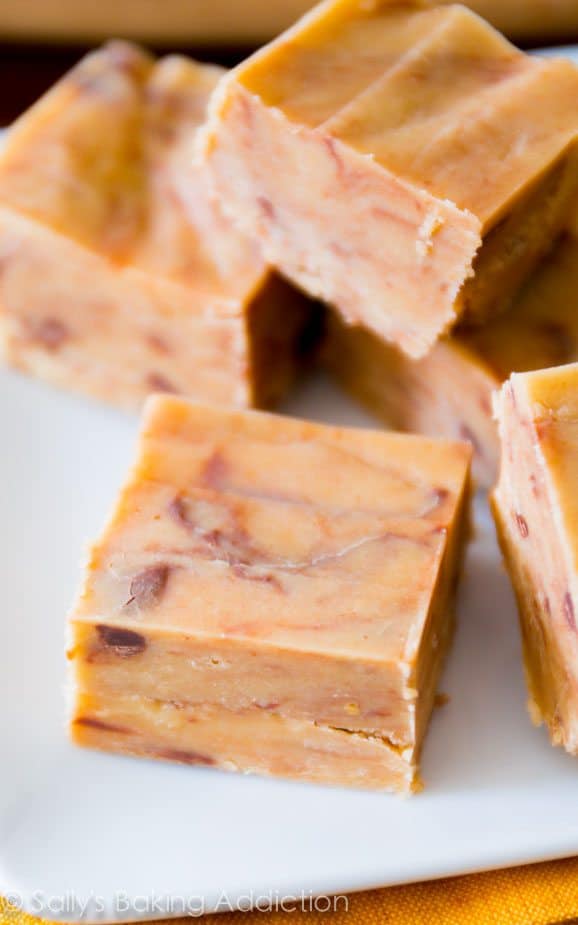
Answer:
492, 363, 578, 754
201, 0, 578, 358
0, 42, 313, 410
68, 396, 472, 793
325, 233, 578, 488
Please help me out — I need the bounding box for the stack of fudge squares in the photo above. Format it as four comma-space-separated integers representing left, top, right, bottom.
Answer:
5, 0, 578, 793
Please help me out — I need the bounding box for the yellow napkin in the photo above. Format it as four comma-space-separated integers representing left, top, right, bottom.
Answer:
3, 857, 578, 925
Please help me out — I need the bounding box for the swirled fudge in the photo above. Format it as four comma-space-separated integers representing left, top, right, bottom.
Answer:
492, 363, 578, 753
68, 396, 472, 793
326, 234, 578, 487
0, 42, 314, 409
201, 0, 578, 358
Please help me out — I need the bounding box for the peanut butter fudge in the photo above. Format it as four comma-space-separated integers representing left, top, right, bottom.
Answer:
0, 42, 313, 410
326, 234, 578, 487
68, 396, 472, 793
492, 363, 578, 754
201, 0, 578, 358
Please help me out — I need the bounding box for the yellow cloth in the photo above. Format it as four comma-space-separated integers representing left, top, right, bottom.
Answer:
3, 858, 578, 925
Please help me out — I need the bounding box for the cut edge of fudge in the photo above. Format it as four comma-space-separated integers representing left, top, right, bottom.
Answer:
324, 232, 578, 488
324, 312, 500, 487
201, 63, 482, 359
200, 0, 578, 357
67, 395, 472, 792
0, 201, 318, 411
70, 691, 422, 794
491, 364, 578, 754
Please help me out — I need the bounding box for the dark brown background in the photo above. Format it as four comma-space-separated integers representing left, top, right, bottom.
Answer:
0, 43, 246, 124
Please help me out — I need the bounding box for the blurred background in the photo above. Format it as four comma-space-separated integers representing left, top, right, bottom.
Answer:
1, 0, 578, 123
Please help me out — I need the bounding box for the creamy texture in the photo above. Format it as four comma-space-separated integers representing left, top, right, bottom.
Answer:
72, 692, 416, 792
0, 42, 314, 409
492, 364, 578, 754
201, 0, 578, 358
69, 396, 472, 792
325, 234, 578, 487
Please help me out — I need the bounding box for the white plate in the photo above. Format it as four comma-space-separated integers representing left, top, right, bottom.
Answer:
1, 366, 578, 923
3, 43, 578, 923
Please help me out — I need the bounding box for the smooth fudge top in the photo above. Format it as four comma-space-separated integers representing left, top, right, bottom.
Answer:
236, 0, 578, 232
0, 41, 265, 310
72, 396, 471, 664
